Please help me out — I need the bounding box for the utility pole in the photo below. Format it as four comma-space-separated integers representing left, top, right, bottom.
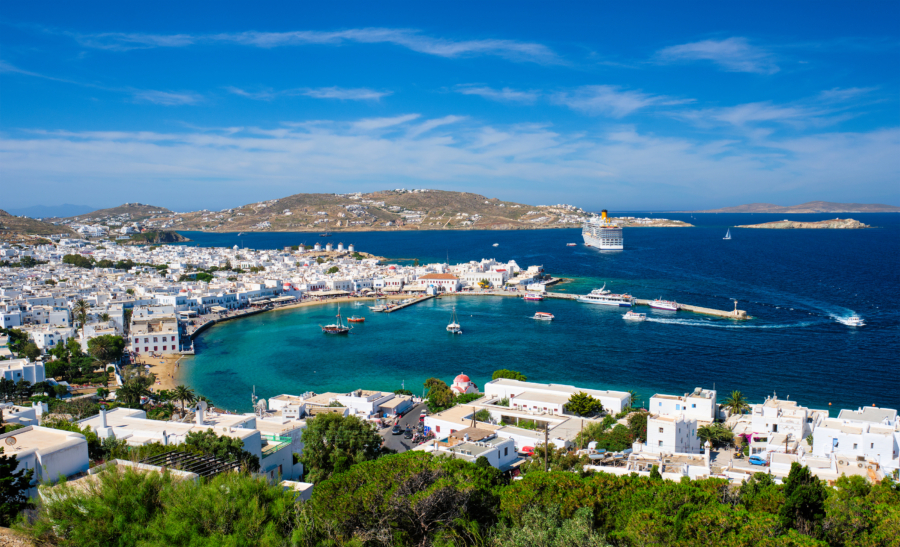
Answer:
544, 426, 549, 473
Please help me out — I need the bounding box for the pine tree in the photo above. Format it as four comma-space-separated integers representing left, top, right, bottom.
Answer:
0, 447, 34, 526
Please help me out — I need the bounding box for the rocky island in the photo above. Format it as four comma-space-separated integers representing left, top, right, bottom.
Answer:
737, 218, 870, 229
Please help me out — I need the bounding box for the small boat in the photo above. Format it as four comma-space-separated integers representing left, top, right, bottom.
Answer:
566, 243, 577, 247
237, 232, 244, 236
650, 298, 679, 311
623, 311, 646, 321
347, 316, 365, 323
493, 243, 499, 247
447, 306, 462, 334
369, 305, 387, 312
322, 306, 352, 334
320, 233, 332, 237
724, 229, 731, 240
533, 312, 554, 321
843, 315, 865, 327
524, 293, 544, 301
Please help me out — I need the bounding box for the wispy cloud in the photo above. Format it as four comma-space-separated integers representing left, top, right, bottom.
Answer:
131, 90, 202, 106
454, 85, 539, 103
656, 37, 779, 74
406, 115, 468, 138
553, 85, 692, 117
352, 114, 421, 131
227, 86, 390, 101
65, 28, 561, 64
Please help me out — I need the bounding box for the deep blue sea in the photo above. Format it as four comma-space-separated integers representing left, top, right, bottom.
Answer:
177, 213, 899, 414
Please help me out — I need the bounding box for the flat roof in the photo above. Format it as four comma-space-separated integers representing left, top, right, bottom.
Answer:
512, 391, 570, 405
0, 425, 84, 454
489, 378, 629, 400
838, 407, 897, 424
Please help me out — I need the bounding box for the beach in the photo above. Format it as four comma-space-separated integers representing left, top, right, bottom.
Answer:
134, 354, 184, 392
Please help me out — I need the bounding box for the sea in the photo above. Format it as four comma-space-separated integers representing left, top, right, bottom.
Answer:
175, 213, 899, 414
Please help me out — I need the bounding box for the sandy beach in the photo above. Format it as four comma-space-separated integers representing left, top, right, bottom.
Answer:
133, 354, 184, 392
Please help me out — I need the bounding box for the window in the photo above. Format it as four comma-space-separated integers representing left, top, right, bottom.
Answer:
153, 337, 158, 343
504, 447, 508, 456
871, 443, 874, 449
162, 337, 167, 342
145, 347, 149, 352
676, 404, 681, 410
144, 338, 149, 343
853, 443, 858, 450
154, 346, 158, 351
163, 346, 167, 351
658, 402, 662, 407
691, 404, 696, 408
658, 440, 663, 447
659, 427, 664, 433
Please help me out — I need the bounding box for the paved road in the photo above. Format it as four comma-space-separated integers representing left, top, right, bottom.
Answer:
380, 402, 428, 453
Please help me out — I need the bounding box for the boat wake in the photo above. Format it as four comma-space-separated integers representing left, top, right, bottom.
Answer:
645, 317, 821, 329
832, 314, 863, 326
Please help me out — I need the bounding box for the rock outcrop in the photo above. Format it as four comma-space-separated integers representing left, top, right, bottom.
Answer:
737, 218, 870, 229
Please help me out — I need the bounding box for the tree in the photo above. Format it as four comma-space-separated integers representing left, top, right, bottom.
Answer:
14, 380, 33, 403
780, 462, 827, 536
489, 505, 610, 547
299, 412, 387, 483
424, 377, 455, 412
0, 378, 14, 402
88, 334, 126, 362
566, 392, 603, 417
0, 447, 34, 526
474, 409, 492, 423
326, 266, 339, 274
96, 387, 110, 399
724, 390, 750, 416
492, 369, 527, 381
394, 388, 413, 396
627, 411, 649, 443
116, 370, 155, 408
172, 385, 196, 414
72, 298, 91, 340
20, 342, 41, 361
698, 423, 735, 447
183, 429, 259, 471
62, 254, 93, 269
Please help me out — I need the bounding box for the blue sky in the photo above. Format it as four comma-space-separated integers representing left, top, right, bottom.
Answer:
1, 1, 898, 211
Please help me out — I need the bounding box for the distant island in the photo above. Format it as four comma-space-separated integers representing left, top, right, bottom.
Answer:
737, 218, 870, 229
693, 201, 900, 214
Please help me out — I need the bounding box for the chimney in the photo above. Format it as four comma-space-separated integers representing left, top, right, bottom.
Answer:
463, 433, 469, 442
100, 408, 107, 428
196, 404, 205, 425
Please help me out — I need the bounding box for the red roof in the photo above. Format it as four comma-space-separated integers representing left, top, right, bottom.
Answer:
454, 374, 470, 383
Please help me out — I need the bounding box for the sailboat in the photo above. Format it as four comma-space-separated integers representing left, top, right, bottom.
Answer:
321, 305, 352, 334
446, 306, 462, 334
724, 229, 732, 240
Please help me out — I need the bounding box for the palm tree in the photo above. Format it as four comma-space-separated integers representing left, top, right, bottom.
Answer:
117, 381, 151, 408
173, 384, 196, 414
72, 299, 90, 340
626, 390, 639, 410
89, 336, 113, 361
100, 313, 110, 322
724, 390, 750, 416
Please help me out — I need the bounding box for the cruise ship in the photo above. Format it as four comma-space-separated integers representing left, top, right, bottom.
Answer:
582, 209, 623, 250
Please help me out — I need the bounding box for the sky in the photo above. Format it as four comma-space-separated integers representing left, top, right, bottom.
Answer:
1, 1, 898, 212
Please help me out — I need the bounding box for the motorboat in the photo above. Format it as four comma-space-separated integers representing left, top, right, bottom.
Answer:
650, 299, 679, 311
347, 316, 365, 323
447, 306, 462, 334
493, 243, 499, 247
321, 305, 352, 334
842, 315, 865, 327
566, 243, 577, 246
533, 312, 554, 321
623, 311, 646, 321
524, 293, 544, 301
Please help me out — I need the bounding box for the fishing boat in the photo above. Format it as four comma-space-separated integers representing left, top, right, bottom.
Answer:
724, 229, 732, 240
524, 293, 544, 301
623, 311, 646, 321
533, 312, 554, 321
321, 306, 351, 334
842, 315, 865, 327
577, 287, 634, 307
347, 316, 365, 323
446, 307, 462, 334
650, 298, 679, 311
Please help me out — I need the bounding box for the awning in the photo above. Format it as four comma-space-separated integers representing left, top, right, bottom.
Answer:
178, 310, 198, 316
381, 286, 401, 292
402, 284, 428, 291
360, 288, 373, 293
209, 306, 228, 313
270, 296, 296, 302
308, 290, 350, 296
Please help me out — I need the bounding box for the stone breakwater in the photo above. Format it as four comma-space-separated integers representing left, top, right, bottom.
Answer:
737, 218, 870, 229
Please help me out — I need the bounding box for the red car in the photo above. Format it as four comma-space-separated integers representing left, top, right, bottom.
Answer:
520, 446, 535, 457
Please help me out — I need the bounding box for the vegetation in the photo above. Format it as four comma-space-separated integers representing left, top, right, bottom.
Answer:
87, 334, 126, 362
62, 253, 94, 269
725, 390, 751, 415
326, 265, 340, 274
0, 447, 33, 526
697, 423, 735, 447
299, 412, 390, 483
474, 409, 492, 422
566, 391, 604, 417
393, 388, 413, 396
626, 411, 649, 443
492, 369, 527, 381
172, 384, 196, 414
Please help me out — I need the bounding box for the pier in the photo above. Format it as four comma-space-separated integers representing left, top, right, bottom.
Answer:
542, 292, 748, 319
382, 294, 437, 313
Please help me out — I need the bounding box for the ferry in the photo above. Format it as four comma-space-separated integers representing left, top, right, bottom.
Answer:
650, 299, 679, 311
623, 311, 646, 321
524, 293, 544, 301
578, 289, 634, 307
533, 312, 554, 321
582, 209, 623, 250
493, 243, 499, 247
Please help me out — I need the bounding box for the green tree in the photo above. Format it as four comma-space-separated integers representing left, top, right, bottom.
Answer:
62, 254, 93, 269
96, 387, 110, 399
299, 412, 388, 483
72, 298, 91, 340
424, 377, 455, 412
20, 341, 41, 361
88, 334, 126, 362
627, 411, 649, 443
725, 390, 751, 416
489, 505, 611, 546
183, 429, 259, 471
394, 388, 413, 396
326, 266, 339, 274
172, 384, 196, 414
698, 423, 735, 447
474, 409, 492, 422
780, 462, 827, 536
492, 369, 527, 381
0, 446, 34, 526
566, 392, 603, 417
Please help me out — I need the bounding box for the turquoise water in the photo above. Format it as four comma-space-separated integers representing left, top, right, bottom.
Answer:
181, 213, 899, 413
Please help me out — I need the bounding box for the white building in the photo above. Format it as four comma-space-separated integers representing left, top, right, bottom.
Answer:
0, 359, 45, 384
0, 425, 90, 497
417, 273, 460, 293
485, 378, 631, 415
450, 373, 479, 395
812, 407, 899, 475
750, 395, 827, 440
646, 414, 701, 454
414, 427, 519, 471
650, 388, 717, 421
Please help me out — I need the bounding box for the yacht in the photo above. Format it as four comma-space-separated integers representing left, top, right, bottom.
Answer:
321, 306, 352, 334
566, 243, 577, 247
524, 293, 544, 301
447, 306, 462, 334
623, 311, 646, 321
843, 315, 865, 327
724, 229, 732, 240
650, 299, 679, 311
533, 312, 554, 321
578, 288, 634, 307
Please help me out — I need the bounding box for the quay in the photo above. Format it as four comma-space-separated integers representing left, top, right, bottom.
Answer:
383, 294, 437, 313
541, 292, 748, 319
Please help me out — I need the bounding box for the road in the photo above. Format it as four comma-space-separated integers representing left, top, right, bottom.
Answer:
380, 402, 428, 453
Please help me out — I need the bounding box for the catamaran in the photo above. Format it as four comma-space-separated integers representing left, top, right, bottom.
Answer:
446, 307, 462, 334
321, 305, 352, 334
578, 288, 634, 307
724, 229, 732, 240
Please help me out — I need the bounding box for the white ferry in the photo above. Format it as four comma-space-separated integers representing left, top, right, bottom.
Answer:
533, 312, 554, 321
578, 288, 634, 307
623, 311, 646, 321
524, 293, 544, 301
582, 209, 623, 250
650, 299, 679, 311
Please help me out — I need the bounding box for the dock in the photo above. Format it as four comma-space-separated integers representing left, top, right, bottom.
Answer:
543, 292, 748, 319
383, 294, 437, 313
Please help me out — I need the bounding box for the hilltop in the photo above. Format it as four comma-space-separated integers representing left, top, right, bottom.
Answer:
737, 218, 870, 229
0, 209, 75, 241
56, 202, 173, 223
696, 201, 900, 214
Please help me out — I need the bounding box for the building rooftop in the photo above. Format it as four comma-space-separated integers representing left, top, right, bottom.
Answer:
837, 407, 897, 424
0, 425, 85, 455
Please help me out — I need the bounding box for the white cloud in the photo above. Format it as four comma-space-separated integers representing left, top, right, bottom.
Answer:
454, 85, 539, 103
3, 118, 896, 210
68, 28, 561, 64
227, 86, 390, 101
656, 37, 779, 74
131, 90, 203, 106
552, 85, 692, 117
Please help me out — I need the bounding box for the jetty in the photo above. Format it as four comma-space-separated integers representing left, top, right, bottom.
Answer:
383, 294, 437, 313
541, 292, 748, 319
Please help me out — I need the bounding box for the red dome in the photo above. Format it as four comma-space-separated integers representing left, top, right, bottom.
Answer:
454, 374, 470, 383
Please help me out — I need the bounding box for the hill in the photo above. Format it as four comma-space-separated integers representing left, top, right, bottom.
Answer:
737, 218, 870, 229
0, 209, 75, 240
6, 203, 96, 218
158, 190, 591, 233
57, 203, 173, 223
696, 201, 900, 213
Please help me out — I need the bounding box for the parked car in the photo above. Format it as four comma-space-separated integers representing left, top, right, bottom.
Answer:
520, 446, 535, 457
391, 424, 402, 435
748, 454, 768, 466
